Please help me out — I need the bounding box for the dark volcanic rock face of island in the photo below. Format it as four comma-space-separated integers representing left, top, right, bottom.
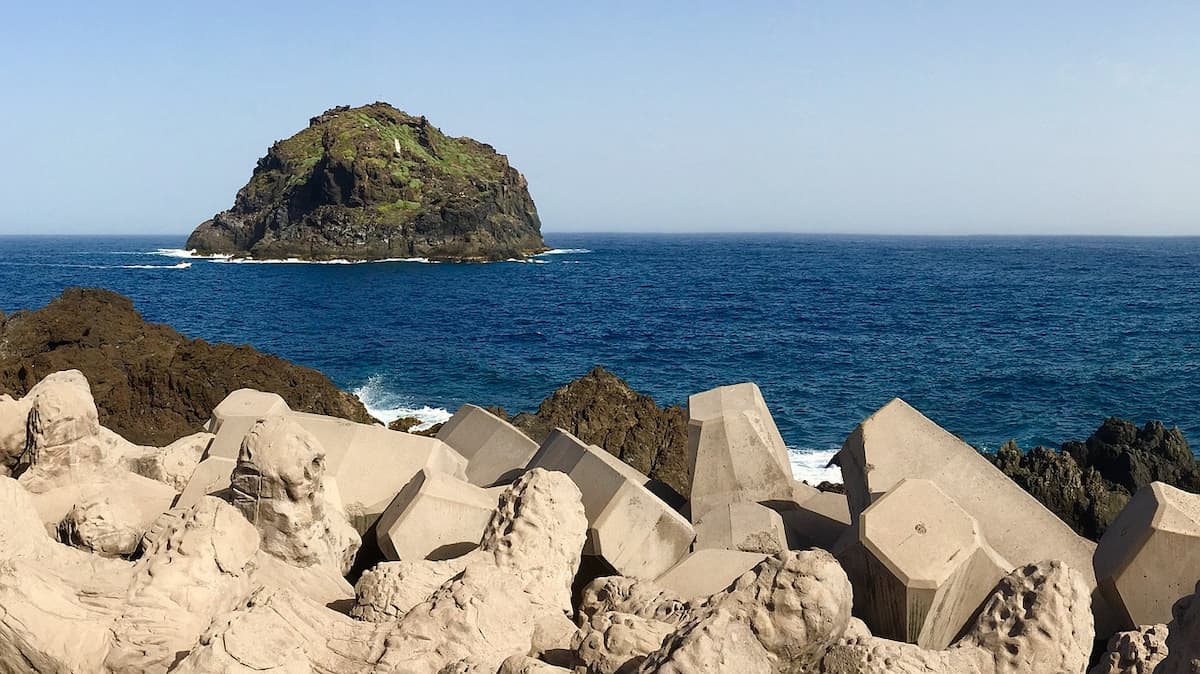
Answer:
0, 288, 374, 445
186, 102, 545, 261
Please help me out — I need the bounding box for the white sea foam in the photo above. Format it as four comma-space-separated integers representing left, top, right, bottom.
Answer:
351, 375, 452, 431
154, 250, 437, 265
538, 248, 592, 255
505, 258, 550, 264
787, 448, 842, 485
121, 262, 192, 270
152, 248, 233, 260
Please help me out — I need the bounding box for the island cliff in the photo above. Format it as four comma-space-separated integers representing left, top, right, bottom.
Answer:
186, 102, 546, 261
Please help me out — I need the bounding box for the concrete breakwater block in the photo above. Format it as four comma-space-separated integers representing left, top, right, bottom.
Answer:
375, 468, 500, 562
841, 478, 1011, 648
1095, 481, 1200, 629
833, 397, 1118, 636
437, 403, 540, 487
175, 389, 470, 533
686, 382, 797, 524
526, 428, 694, 579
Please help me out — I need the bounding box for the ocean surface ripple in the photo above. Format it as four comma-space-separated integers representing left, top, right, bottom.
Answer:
2, 233, 1198, 484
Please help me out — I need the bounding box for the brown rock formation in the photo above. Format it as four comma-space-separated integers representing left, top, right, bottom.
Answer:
509, 366, 690, 496
0, 288, 374, 445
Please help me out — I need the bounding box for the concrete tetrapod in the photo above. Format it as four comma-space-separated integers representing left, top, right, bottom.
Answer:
1094, 481, 1200, 628
822, 560, 1095, 674
686, 383, 797, 524
375, 468, 500, 561
527, 428, 694, 579
843, 477, 1012, 649
438, 403, 540, 486
833, 397, 1115, 636
175, 390, 470, 533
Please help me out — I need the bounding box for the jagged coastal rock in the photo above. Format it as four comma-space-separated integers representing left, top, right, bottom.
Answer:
993, 418, 1199, 540
503, 366, 691, 497
186, 102, 546, 261
0, 288, 373, 445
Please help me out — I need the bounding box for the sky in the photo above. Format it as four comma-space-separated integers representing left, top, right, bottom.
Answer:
1, 2, 1197, 236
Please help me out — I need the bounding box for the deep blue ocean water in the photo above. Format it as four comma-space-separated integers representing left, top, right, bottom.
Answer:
1, 234, 1198, 482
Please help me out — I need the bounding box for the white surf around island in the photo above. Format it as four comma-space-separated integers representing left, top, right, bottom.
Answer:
537, 248, 592, 255
120, 261, 193, 270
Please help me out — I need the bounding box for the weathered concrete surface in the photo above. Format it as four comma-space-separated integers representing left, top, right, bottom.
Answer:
292, 411, 470, 531
176, 393, 470, 533
687, 383, 796, 523
438, 403, 540, 486
822, 561, 1095, 674
654, 548, 768, 602
204, 388, 290, 459
764, 482, 850, 551
834, 397, 1115, 635
375, 468, 499, 561
1159, 581, 1200, 674
694, 501, 788, 554
642, 550, 853, 673
1095, 481, 1200, 628
1087, 624, 1169, 674
528, 428, 694, 579
846, 478, 1011, 649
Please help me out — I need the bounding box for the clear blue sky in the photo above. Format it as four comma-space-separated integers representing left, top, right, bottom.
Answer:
2, 2, 1197, 235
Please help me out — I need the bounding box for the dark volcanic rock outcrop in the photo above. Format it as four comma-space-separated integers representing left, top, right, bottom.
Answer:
0, 288, 374, 445
186, 102, 545, 261
993, 418, 1199, 540
506, 367, 691, 496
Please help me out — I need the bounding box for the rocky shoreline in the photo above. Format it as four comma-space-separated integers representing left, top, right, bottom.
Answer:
0, 289, 1197, 673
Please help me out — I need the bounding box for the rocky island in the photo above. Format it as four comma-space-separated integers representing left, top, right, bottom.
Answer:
186, 103, 546, 261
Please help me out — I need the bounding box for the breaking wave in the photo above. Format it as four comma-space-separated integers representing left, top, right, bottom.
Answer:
787, 447, 842, 485
121, 262, 192, 270
351, 375, 453, 431
538, 248, 592, 255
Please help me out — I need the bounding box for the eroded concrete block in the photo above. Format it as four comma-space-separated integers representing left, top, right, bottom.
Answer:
204, 389, 290, 459
437, 404, 539, 486
834, 398, 1113, 634
686, 382, 795, 523
1095, 481, 1200, 628
180, 394, 470, 533
376, 469, 499, 561
846, 478, 1011, 649
654, 548, 767, 602
694, 501, 788, 554
527, 428, 694, 579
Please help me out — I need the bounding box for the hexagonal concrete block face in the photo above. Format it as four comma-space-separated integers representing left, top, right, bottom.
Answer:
527, 428, 695, 579
834, 398, 1116, 635
205, 389, 290, 459
687, 383, 796, 524
1095, 481, 1200, 628
654, 548, 768, 602
376, 469, 499, 562
694, 501, 788, 554
849, 478, 1011, 649
436, 404, 539, 487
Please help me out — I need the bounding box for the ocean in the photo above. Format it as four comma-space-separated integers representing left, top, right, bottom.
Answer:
1, 233, 1198, 483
